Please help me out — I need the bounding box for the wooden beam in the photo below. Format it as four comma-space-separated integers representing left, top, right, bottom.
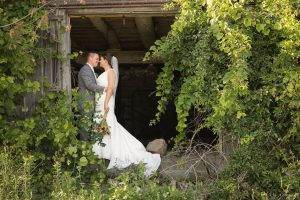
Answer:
74, 50, 162, 64
67, 7, 177, 16
71, 13, 176, 18
88, 17, 121, 49
135, 17, 156, 50
49, 0, 170, 7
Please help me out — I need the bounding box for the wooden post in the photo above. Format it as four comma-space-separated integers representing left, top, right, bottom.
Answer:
57, 9, 72, 95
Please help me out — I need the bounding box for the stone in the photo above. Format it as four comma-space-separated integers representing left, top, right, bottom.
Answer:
158, 151, 227, 181
146, 139, 167, 156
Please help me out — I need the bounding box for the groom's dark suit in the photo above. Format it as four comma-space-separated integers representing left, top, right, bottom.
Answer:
78, 64, 104, 141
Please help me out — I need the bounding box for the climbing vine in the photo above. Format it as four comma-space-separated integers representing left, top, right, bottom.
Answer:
146, 0, 300, 197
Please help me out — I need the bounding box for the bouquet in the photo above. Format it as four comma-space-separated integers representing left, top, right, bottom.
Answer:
95, 118, 110, 136
91, 114, 110, 144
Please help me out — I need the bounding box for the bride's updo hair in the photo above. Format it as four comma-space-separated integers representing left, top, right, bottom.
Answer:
99, 52, 112, 66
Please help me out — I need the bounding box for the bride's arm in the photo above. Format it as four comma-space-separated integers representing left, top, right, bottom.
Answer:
104, 70, 116, 114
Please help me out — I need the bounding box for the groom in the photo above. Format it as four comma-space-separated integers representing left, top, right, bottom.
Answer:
78, 52, 105, 141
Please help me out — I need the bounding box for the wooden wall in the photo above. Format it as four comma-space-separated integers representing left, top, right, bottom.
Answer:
22, 9, 71, 115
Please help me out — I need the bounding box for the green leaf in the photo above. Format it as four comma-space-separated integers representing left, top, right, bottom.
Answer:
67, 146, 77, 155
236, 111, 246, 119
243, 17, 252, 27
262, 28, 270, 36
48, 93, 55, 99
79, 156, 88, 166
256, 23, 266, 32
273, 22, 282, 30
0, 57, 8, 64
233, 13, 242, 21
215, 32, 224, 40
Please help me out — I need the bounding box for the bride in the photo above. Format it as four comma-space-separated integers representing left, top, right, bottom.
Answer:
92, 54, 161, 177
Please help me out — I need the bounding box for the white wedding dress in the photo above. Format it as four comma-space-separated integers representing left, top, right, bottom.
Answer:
92, 63, 161, 177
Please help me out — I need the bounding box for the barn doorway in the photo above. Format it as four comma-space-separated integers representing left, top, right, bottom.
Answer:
69, 15, 179, 145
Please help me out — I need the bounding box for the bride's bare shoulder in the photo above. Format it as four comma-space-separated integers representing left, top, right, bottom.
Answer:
106, 68, 116, 75
107, 69, 116, 79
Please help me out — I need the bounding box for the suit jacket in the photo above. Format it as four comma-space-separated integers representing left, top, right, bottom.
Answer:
78, 64, 104, 113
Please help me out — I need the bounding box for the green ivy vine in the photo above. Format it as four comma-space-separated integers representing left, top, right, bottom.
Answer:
147, 0, 299, 142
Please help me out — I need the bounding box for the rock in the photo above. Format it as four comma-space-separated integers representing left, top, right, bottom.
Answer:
159, 151, 227, 181
146, 139, 167, 156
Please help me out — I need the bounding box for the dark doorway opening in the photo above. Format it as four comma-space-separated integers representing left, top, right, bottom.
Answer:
113, 63, 178, 145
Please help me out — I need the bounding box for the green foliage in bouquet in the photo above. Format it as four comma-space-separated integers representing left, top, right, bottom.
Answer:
91, 113, 110, 145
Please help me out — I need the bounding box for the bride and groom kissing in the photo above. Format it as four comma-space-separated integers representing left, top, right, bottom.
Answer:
77, 52, 161, 177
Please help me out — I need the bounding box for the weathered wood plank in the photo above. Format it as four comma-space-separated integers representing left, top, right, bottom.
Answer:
67, 7, 176, 16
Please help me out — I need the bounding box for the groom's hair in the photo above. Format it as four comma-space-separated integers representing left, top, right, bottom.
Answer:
87, 52, 99, 60
99, 52, 112, 66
